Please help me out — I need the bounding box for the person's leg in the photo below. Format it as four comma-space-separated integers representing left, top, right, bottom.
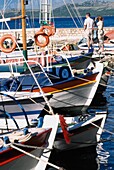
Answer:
86, 30, 90, 49
87, 37, 90, 49
101, 36, 104, 52
91, 31, 94, 45
101, 44, 104, 52
97, 33, 101, 52
99, 36, 104, 52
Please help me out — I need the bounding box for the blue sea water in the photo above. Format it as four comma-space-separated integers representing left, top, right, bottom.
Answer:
0, 16, 114, 29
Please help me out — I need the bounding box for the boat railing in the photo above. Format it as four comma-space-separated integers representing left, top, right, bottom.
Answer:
0, 59, 53, 87
0, 92, 30, 131
0, 59, 54, 115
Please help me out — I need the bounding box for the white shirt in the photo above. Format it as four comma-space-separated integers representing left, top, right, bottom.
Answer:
97, 21, 103, 30
84, 17, 94, 30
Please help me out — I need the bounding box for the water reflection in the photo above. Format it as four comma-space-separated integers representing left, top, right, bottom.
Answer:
48, 146, 98, 170
97, 143, 110, 166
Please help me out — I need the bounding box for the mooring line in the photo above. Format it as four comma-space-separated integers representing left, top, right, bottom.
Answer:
10, 144, 63, 170
13, 142, 52, 150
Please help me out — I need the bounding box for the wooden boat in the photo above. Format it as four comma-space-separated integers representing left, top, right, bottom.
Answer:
27, 62, 104, 115
0, 8, 92, 74
0, 91, 52, 120
0, 62, 103, 116
51, 50, 92, 71
53, 112, 106, 150
0, 111, 106, 152
0, 126, 52, 170
0, 114, 61, 170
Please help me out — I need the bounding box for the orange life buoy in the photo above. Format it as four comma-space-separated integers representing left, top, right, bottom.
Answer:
34, 32, 49, 47
0, 34, 17, 53
40, 25, 56, 37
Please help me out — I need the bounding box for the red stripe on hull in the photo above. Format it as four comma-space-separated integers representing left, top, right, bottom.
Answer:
0, 128, 51, 166
24, 73, 98, 93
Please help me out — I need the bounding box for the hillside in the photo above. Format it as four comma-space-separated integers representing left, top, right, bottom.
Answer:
53, 2, 114, 17
1, 1, 114, 18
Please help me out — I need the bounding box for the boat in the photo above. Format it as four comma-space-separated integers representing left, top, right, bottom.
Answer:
53, 112, 107, 151
0, 43, 93, 76
0, 62, 103, 116
78, 30, 114, 51
0, 0, 104, 118
30, 62, 104, 115
0, 91, 52, 120
0, 107, 107, 152
0, 112, 61, 170
0, 127, 52, 170
51, 48, 93, 71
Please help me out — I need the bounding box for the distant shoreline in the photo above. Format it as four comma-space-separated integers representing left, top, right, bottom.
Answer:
0, 16, 114, 29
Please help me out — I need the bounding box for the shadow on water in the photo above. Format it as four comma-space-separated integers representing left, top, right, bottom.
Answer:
47, 146, 98, 170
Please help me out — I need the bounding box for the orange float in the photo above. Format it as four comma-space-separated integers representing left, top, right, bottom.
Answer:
34, 31, 49, 47
0, 34, 17, 53
40, 25, 56, 37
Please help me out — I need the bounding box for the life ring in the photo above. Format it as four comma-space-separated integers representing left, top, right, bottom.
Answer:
34, 32, 49, 47
0, 34, 17, 53
4, 78, 22, 92
40, 25, 56, 37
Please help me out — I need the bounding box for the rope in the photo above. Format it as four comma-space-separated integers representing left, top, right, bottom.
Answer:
91, 122, 114, 136
28, 97, 51, 114
2, 0, 12, 11
10, 144, 62, 170
71, 0, 83, 27
70, 0, 83, 27
63, 0, 78, 28
13, 77, 25, 96
13, 142, 52, 150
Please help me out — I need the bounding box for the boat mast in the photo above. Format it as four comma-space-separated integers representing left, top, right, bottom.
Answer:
21, 0, 28, 70
39, 0, 52, 71
39, 0, 52, 26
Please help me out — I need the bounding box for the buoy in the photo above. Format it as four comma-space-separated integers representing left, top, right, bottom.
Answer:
40, 25, 56, 37
0, 34, 16, 53
34, 32, 49, 47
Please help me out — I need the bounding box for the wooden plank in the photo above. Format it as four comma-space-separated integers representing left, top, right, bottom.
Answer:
35, 115, 59, 170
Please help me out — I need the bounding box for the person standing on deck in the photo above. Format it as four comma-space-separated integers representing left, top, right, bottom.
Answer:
96, 16, 104, 52
84, 13, 94, 49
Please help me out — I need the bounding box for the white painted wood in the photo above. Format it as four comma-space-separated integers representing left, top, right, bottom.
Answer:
35, 115, 59, 170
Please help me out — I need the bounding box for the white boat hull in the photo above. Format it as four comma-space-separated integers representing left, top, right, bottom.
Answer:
50, 62, 103, 114
0, 92, 50, 119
